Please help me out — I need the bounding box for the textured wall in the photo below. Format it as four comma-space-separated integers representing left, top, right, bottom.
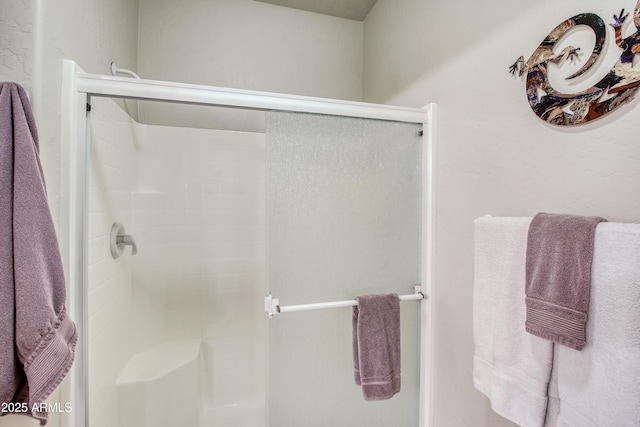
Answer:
364, 1, 640, 426
0, 0, 34, 89
136, 0, 363, 130
1, 2, 48, 426
13, 0, 640, 426
1, 1, 138, 426
362, 0, 427, 105
34, 0, 139, 231
138, 0, 362, 98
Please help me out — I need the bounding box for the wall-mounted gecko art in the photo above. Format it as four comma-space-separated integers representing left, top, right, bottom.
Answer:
510, 1, 640, 125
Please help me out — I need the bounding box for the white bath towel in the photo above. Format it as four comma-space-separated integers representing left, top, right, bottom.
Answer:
555, 223, 640, 427
473, 216, 554, 427
544, 346, 560, 427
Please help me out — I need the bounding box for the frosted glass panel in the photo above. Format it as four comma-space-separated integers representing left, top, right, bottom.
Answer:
267, 112, 421, 427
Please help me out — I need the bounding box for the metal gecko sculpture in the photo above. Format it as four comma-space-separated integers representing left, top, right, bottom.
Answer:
510, 1, 640, 125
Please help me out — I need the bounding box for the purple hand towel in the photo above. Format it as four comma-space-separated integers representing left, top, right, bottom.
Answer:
0, 82, 77, 425
525, 212, 606, 351
352, 293, 401, 401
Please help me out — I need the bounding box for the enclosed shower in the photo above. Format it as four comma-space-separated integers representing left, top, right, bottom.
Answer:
61, 60, 434, 427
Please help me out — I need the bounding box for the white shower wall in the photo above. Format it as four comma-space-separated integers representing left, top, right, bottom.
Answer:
88, 97, 266, 426
132, 119, 266, 410
88, 98, 138, 427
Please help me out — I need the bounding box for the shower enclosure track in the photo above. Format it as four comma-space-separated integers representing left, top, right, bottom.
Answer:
60, 59, 436, 427
74, 71, 429, 124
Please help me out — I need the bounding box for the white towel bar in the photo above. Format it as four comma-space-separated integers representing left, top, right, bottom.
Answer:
265, 286, 426, 318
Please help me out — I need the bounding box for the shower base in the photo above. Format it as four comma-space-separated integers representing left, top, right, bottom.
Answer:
199, 399, 265, 427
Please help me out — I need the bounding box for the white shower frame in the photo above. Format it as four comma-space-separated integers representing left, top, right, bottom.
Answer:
60, 59, 436, 427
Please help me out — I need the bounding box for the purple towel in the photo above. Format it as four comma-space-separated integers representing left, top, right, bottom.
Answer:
352, 293, 401, 401
525, 213, 606, 351
0, 82, 77, 425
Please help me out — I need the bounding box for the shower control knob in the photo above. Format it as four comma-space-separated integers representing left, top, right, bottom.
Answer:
110, 222, 138, 258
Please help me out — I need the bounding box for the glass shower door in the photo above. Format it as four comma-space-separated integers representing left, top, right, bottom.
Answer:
266, 112, 422, 426
86, 97, 267, 427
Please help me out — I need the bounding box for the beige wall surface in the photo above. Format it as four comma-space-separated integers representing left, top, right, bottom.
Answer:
0, 0, 139, 425
136, 0, 363, 130
365, 0, 640, 426
34, 0, 139, 227
5, 0, 640, 426
138, 0, 363, 100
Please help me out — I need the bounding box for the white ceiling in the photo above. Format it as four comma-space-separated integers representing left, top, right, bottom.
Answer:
254, 0, 378, 21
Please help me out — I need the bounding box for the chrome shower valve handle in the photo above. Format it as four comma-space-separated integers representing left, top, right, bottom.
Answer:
115, 234, 137, 255
110, 222, 138, 258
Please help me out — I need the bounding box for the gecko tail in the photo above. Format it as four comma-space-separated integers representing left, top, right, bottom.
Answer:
564, 13, 607, 80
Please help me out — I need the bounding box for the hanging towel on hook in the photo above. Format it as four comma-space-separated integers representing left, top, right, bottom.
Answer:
352, 293, 401, 401
0, 82, 77, 425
